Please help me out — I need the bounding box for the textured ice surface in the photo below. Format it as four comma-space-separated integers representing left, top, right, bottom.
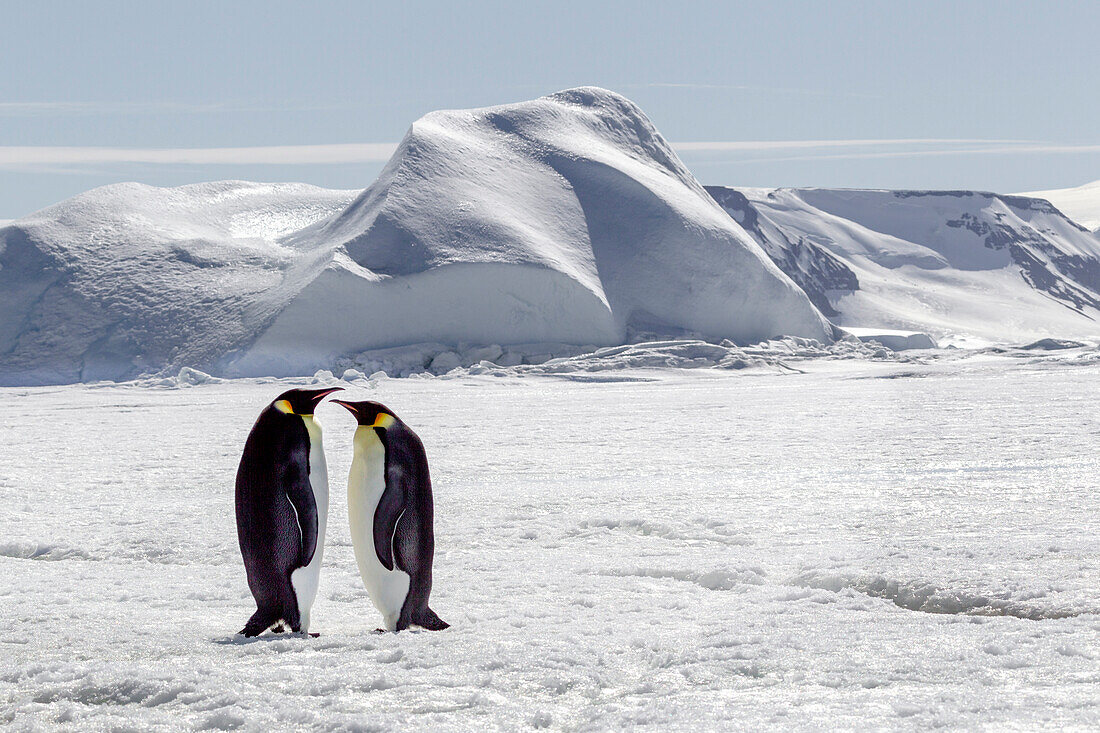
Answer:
1, 354, 1097, 729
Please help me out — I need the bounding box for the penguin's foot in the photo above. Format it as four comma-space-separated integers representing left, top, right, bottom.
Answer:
309, 632, 320, 638
240, 609, 282, 638
413, 607, 450, 631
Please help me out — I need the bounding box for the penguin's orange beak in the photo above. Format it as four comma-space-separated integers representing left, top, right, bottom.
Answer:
330, 399, 357, 415
304, 387, 344, 412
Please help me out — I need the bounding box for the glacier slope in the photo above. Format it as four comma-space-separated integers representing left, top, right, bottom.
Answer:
709, 187, 1100, 346
1019, 179, 1100, 231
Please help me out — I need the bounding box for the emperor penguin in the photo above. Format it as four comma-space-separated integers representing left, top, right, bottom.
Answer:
331, 399, 449, 632
235, 386, 343, 637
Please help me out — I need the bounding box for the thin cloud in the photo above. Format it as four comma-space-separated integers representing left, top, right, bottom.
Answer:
623, 82, 883, 100
0, 143, 400, 169
0, 101, 351, 117
700, 143, 1100, 166
1, 139, 1097, 172
672, 139, 1034, 153
645, 83, 774, 91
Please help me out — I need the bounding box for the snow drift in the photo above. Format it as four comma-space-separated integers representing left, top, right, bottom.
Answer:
0, 182, 357, 385
237, 87, 832, 376
0, 88, 831, 385
708, 187, 1100, 345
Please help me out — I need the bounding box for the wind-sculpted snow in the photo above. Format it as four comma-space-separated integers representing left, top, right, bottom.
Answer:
0, 181, 357, 385
245, 87, 831, 376
709, 186, 1100, 345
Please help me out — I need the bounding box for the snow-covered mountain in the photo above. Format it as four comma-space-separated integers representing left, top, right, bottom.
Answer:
0, 88, 830, 385
1018, 180, 1100, 232
707, 187, 1100, 345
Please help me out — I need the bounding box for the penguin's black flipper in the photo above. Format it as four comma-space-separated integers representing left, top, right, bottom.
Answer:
283, 447, 318, 568
373, 467, 407, 571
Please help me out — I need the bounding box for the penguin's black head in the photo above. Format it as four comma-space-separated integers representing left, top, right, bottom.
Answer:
272, 387, 344, 417
330, 399, 398, 429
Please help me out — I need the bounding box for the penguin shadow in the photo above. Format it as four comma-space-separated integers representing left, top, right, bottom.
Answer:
212, 627, 433, 645
213, 627, 321, 646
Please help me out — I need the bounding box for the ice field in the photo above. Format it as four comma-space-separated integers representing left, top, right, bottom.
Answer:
1, 352, 1098, 730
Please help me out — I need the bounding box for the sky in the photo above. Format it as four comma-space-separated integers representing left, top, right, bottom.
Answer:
1, 0, 1098, 219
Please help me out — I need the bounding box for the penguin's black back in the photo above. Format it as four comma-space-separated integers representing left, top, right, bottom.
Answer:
235, 406, 316, 633
374, 420, 447, 631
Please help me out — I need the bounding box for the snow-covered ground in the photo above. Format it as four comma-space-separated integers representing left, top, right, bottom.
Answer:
2, 351, 1098, 730
1020, 180, 1100, 231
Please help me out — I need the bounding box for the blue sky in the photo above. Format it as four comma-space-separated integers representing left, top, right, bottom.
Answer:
2, 0, 1098, 218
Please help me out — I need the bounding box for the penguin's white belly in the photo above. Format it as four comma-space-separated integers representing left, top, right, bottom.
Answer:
290, 415, 328, 632
348, 427, 410, 631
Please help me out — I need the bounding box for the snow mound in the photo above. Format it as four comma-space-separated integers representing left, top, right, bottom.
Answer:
0, 540, 93, 562
1021, 337, 1087, 351
237, 87, 831, 376
0, 181, 357, 385
497, 339, 775, 375
709, 186, 1100, 345
356, 336, 897, 380
842, 327, 937, 351
1018, 179, 1100, 231
143, 366, 224, 389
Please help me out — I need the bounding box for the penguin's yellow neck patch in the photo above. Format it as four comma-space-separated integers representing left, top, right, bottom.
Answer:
372, 413, 396, 429
275, 399, 294, 415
